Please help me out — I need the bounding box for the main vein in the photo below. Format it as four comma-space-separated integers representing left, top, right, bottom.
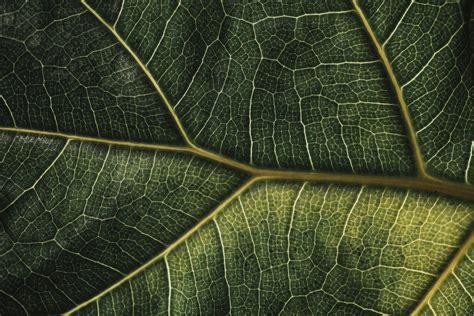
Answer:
352, 0, 430, 179
73, 0, 473, 201
2, 126, 474, 202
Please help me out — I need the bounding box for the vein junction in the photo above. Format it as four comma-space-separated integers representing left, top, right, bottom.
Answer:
1, 124, 473, 203
2, 0, 470, 203
71, 2, 474, 313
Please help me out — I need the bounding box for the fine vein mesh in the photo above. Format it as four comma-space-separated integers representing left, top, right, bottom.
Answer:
0, 0, 183, 144
88, 0, 414, 174
76, 182, 473, 315
0, 132, 246, 314
0, 1, 473, 315
471, 3, 474, 52
359, 0, 474, 183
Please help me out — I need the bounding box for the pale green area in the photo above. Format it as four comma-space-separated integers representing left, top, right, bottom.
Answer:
77, 182, 473, 315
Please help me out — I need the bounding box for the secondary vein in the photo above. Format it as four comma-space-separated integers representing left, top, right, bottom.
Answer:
62, 177, 258, 315
411, 231, 474, 315
352, 0, 430, 179
81, 0, 194, 147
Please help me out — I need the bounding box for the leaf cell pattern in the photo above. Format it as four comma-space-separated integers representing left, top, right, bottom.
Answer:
0, 1, 182, 144
0, 0, 473, 315
359, 0, 474, 183
76, 182, 473, 315
89, 0, 414, 174
419, 246, 473, 315
0, 132, 246, 314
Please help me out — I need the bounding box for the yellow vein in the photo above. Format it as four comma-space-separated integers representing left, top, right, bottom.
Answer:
411, 231, 474, 315
81, 0, 194, 147
2, 126, 474, 202
352, 0, 429, 179
82, 0, 436, 184
63, 177, 258, 315
0, 127, 191, 153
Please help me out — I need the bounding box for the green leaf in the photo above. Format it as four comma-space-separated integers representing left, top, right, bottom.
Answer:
74, 182, 473, 315
0, 0, 473, 315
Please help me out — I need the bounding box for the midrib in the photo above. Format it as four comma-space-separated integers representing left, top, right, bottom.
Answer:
1, 126, 473, 202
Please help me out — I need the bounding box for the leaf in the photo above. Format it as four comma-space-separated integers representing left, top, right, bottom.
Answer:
0, 0, 472, 315
72, 183, 473, 315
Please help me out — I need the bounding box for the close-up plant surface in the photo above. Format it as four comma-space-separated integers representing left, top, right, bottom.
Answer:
0, 0, 473, 315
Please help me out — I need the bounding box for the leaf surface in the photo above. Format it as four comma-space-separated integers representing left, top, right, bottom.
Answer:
76, 182, 473, 315
0, 0, 473, 315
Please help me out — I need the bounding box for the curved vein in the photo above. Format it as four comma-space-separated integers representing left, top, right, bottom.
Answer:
2, 3, 470, 314
352, 0, 429, 179
81, 0, 194, 147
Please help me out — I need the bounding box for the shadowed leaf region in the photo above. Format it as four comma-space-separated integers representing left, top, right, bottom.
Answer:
88, 0, 415, 174
0, 0, 183, 144
0, 132, 246, 314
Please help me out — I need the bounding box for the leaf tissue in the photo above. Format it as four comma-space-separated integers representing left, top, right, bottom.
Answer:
0, 0, 473, 315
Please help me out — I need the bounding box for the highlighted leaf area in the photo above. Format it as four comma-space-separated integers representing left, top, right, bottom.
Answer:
75, 182, 472, 315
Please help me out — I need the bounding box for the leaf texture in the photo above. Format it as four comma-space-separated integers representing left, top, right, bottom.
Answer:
0, 0, 473, 315
88, 0, 415, 173
419, 246, 474, 315
359, 0, 474, 182
0, 132, 246, 314
0, 1, 183, 144
73, 182, 473, 315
